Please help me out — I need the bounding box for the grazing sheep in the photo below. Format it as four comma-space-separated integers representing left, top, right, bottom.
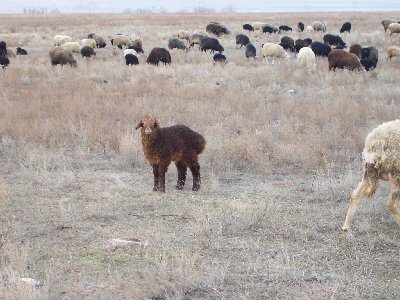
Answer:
252, 22, 265, 30
112, 35, 132, 49
135, 116, 206, 192
311, 41, 332, 57
0, 41, 7, 56
387, 46, 400, 60
177, 30, 191, 41
360, 58, 375, 71
295, 38, 312, 52
16, 47, 27, 55
81, 38, 96, 49
243, 24, 254, 32
342, 120, 400, 231
200, 37, 224, 53
297, 22, 305, 32
279, 25, 292, 32
349, 44, 362, 58
213, 53, 227, 64
87, 33, 95, 39
361, 46, 378, 68
323, 34, 347, 48
328, 49, 364, 71
124, 49, 137, 57
0, 56, 9, 69
262, 24, 279, 34
388, 23, 400, 36
312, 21, 327, 32
206, 23, 229, 36
60, 42, 81, 53
125, 54, 139, 66
188, 33, 204, 49
168, 37, 187, 50
129, 39, 144, 54
235, 34, 250, 48
146, 47, 171, 65
89, 34, 106, 48
54, 35, 72, 46
340, 22, 352, 33
80, 46, 96, 58
305, 25, 314, 32
382, 18, 397, 32
280, 36, 295, 52
261, 43, 290, 63
49, 47, 77, 67
297, 47, 316, 71
245, 43, 256, 59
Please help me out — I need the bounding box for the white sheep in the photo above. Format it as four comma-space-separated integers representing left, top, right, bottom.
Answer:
388, 23, 400, 36
252, 22, 265, 30
312, 21, 327, 32
112, 35, 132, 49
54, 35, 72, 46
305, 26, 314, 32
342, 120, 400, 230
387, 46, 400, 60
297, 47, 316, 71
261, 43, 290, 64
60, 42, 81, 53
177, 30, 191, 41
81, 38, 96, 49
124, 48, 137, 57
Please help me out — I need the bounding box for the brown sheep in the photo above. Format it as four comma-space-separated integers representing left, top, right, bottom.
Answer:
381, 18, 397, 32
328, 49, 364, 71
146, 47, 171, 65
387, 46, 400, 60
349, 44, 362, 58
49, 47, 77, 67
135, 116, 206, 192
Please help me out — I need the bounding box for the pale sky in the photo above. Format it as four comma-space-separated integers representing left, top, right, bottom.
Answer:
0, 0, 399, 14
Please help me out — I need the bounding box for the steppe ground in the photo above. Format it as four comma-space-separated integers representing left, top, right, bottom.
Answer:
0, 11, 400, 300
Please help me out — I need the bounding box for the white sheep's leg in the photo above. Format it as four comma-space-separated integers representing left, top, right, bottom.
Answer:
342, 177, 371, 231
387, 175, 400, 227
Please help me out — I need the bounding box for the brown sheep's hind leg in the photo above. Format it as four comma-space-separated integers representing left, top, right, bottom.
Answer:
152, 164, 160, 191
388, 176, 400, 227
189, 162, 201, 191
175, 161, 187, 190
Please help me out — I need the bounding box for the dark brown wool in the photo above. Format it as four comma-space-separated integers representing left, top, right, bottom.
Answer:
136, 116, 206, 192
328, 49, 364, 71
349, 44, 362, 58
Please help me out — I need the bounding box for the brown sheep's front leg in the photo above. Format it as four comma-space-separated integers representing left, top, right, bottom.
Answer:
175, 161, 187, 190
189, 162, 201, 191
158, 163, 169, 192
152, 164, 159, 191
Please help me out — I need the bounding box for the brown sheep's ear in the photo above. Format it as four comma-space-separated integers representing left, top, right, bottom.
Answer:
135, 121, 143, 130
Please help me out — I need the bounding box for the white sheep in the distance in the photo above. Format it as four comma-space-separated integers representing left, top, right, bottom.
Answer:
342, 120, 400, 230
60, 42, 81, 53
54, 35, 72, 46
261, 43, 290, 63
387, 46, 400, 60
388, 23, 400, 36
177, 30, 191, 41
297, 47, 316, 71
81, 38, 96, 49
112, 35, 132, 49
123, 48, 137, 57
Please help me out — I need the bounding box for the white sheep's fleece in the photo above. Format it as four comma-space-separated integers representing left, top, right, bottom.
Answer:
124, 49, 137, 57
363, 120, 400, 172
297, 47, 316, 71
262, 43, 290, 59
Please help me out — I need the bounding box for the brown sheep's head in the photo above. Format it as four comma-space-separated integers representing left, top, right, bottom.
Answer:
135, 116, 159, 136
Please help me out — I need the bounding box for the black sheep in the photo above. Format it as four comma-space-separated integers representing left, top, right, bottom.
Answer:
294, 38, 312, 53
0, 56, 9, 69
0, 41, 7, 56
213, 53, 227, 64
200, 37, 224, 53
262, 24, 279, 34
243, 23, 254, 32
361, 46, 378, 68
245, 43, 256, 59
16, 47, 27, 55
206, 23, 230, 36
311, 41, 332, 57
323, 34, 346, 48
279, 25, 292, 32
297, 22, 305, 32
280, 36, 295, 51
360, 58, 375, 71
80, 46, 96, 58
135, 116, 206, 192
125, 54, 139, 66
146, 47, 171, 65
340, 22, 352, 33
235, 34, 250, 48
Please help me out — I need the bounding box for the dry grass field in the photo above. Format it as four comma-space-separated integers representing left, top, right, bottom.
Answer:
0, 11, 400, 299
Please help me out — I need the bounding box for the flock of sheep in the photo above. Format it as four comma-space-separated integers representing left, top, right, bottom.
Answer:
1, 17, 400, 231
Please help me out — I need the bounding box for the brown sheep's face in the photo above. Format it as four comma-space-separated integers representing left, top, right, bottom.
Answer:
135, 116, 159, 136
